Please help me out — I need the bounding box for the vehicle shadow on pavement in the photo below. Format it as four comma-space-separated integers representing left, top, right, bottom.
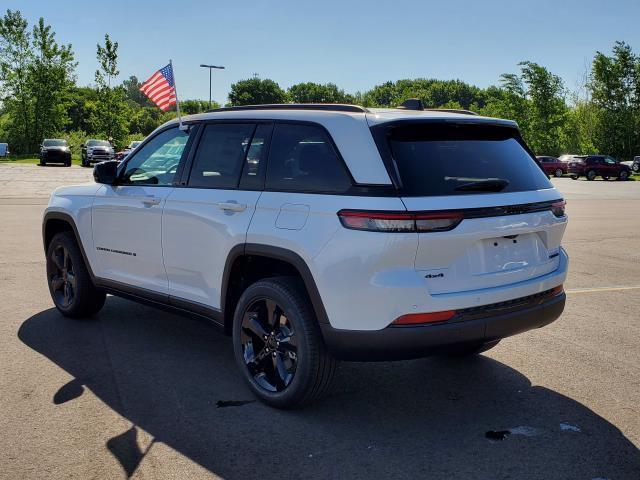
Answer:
19, 299, 640, 480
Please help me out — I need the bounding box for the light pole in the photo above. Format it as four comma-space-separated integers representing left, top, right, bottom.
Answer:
200, 64, 225, 109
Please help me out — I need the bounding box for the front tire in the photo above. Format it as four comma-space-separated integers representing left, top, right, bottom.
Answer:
619, 170, 629, 181
586, 170, 597, 181
46, 232, 106, 318
232, 277, 337, 408
554, 168, 563, 177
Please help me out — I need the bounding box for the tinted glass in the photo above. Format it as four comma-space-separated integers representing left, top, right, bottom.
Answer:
121, 127, 189, 185
87, 140, 110, 147
188, 123, 255, 189
387, 123, 552, 196
266, 124, 351, 193
43, 139, 67, 147
240, 124, 272, 190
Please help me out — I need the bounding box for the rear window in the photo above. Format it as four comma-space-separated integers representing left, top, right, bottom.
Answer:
384, 123, 552, 196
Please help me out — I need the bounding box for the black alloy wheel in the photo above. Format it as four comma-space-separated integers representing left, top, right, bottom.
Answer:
232, 277, 337, 408
48, 243, 76, 309
46, 231, 106, 318
240, 298, 297, 392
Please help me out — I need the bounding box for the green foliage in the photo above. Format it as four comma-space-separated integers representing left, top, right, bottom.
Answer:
228, 77, 288, 105
92, 34, 129, 146
0, 9, 34, 153
288, 82, 354, 103
29, 17, 76, 149
361, 79, 486, 110
588, 41, 640, 161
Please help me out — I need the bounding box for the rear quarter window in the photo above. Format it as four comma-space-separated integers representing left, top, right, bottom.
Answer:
266, 123, 352, 193
381, 123, 552, 196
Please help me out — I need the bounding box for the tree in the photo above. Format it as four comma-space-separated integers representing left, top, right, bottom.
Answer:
288, 82, 353, 103
589, 41, 640, 160
122, 75, 151, 107
93, 34, 128, 145
228, 76, 288, 105
518, 61, 568, 155
0, 9, 33, 153
29, 17, 76, 149
361, 79, 486, 110
480, 63, 568, 155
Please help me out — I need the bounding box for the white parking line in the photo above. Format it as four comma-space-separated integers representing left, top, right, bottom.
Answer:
566, 285, 640, 294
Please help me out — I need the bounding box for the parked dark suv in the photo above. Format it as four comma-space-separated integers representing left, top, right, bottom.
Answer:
536, 156, 567, 177
40, 139, 72, 167
568, 155, 631, 181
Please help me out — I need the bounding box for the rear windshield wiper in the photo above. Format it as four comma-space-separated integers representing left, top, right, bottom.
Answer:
454, 178, 510, 192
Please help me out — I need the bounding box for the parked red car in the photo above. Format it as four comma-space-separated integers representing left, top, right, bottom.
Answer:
568, 155, 631, 181
536, 156, 567, 177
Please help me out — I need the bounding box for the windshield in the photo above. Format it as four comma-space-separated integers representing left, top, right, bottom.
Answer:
43, 139, 67, 147
383, 123, 552, 196
87, 140, 110, 147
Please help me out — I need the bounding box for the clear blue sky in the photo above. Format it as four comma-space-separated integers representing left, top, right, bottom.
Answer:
6, 0, 640, 104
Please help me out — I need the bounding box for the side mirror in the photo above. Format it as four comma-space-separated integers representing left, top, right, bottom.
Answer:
93, 160, 119, 185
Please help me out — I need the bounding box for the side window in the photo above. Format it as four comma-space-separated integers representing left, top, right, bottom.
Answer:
240, 124, 273, 190
266, 123, 352, 193
605, 157, 615, 165
121, 128, 189, 185
188, 123, 255, 189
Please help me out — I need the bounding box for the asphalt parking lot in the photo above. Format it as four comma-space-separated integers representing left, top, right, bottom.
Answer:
0, 163, 638, 479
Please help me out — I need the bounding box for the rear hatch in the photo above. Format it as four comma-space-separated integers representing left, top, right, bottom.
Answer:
370, 119, 567, 295
568, 156, 586, 173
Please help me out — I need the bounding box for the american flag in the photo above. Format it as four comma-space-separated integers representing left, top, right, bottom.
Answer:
140, 64, 177, 111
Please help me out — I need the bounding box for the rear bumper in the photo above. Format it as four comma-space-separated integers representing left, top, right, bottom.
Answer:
321, 292, 565, 361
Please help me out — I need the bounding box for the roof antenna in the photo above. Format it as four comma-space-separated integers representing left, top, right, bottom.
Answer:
398, 98, 424, 110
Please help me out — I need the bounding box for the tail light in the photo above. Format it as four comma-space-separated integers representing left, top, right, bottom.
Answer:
551, 200, 566, 217
337, 210, 463, 233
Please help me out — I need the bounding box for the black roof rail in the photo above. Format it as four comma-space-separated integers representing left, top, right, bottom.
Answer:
206, 104, 369, 113
424, 108, 479, 116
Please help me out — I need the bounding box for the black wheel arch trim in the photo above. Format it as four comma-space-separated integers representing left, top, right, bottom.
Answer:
221, 243, 330, 326
43, 211, 97, 279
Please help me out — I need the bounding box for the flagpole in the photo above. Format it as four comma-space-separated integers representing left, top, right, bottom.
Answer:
170, 59, 185, 130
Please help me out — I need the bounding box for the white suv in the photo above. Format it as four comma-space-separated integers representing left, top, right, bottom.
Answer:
42, 103, 568, 408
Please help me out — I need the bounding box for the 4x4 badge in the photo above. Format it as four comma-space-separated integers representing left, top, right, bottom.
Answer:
425, 273, 444, 279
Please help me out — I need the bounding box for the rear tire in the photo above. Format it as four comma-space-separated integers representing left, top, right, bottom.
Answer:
586, 170, 597, 181
46, 231, 106, 318
554, 168, 563, 177
619, 170, 629, 181
632, 163, 639, 173
446, 340, 501, 357
232, 277, 337, 408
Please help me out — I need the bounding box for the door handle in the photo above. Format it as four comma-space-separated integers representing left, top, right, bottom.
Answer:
142, 197, 161, 206
216, 201, 247, 212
